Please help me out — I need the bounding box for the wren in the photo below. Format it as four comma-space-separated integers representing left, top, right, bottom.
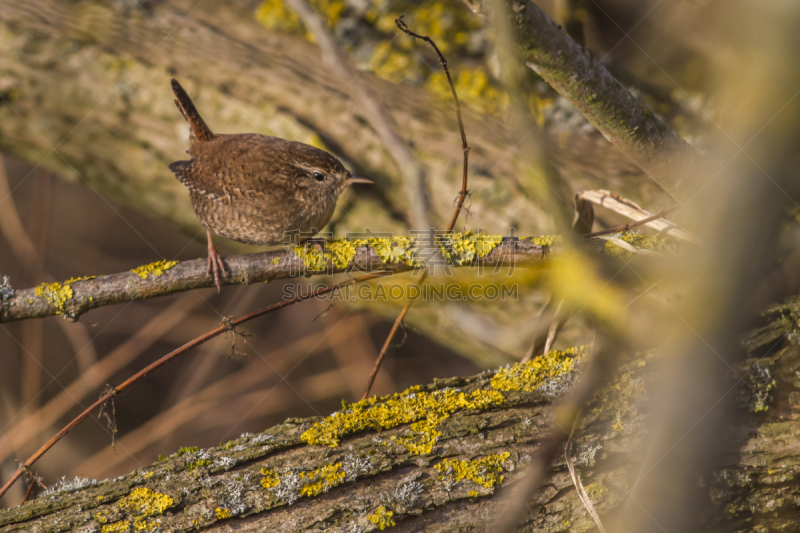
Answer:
169, 79, 371, 290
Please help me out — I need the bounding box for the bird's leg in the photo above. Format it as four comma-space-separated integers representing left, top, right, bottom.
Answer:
206, 229, 227, 292
305, 238, 327, 255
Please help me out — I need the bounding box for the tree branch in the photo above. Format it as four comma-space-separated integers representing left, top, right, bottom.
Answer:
1, 236, 593, 323
464, 0, 698, 201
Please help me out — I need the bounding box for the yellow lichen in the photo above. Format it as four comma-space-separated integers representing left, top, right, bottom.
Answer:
299, 463, 346, 496
435, 452, 510, 489
529, 235, 563, 246
603, 232, 675, 257
468, 490, 480, 497
95, 511, 109, 524
584, 482, 607, 501
107, 487, 173, 532
301, 385, 504, 455
292, 237, 423, 272
131, 260, 179, 280
255, 0, 344, 33
215, 507, 232, 520
271, 256, 282, 265
438, 232, 503, 266
491, 346, 589, 393
426, 68, 508, 114
101, 521, 130, 533
591, 359, 647, 431
35, 276, 95, 313
368, 506, 396, 530
261, 467, 281, 488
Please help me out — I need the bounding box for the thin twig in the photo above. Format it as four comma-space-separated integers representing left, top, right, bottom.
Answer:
360, 17, 472, 400
499, 335, 620, 532
395, 16, 471, 233
360, 296, 413, 401
285, 0, 431, 228
0, 272, 389, 499
583, 207, 676, 238
20, 477, 35, 505
578, 189, 699, 243
565, 413, 608, 533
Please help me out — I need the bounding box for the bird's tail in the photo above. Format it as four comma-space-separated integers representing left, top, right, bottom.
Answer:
171, 78, 215, 143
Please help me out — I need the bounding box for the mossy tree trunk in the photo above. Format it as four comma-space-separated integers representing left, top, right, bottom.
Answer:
0, 300, 798, 532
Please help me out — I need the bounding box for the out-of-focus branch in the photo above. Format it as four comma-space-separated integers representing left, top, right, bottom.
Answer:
578, 189, 699, 243
0, 236, 589, 323
284, 0, 432, 229
463, 0, 698, 202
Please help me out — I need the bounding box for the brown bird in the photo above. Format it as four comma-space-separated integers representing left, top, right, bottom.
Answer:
169, 78, 371, 290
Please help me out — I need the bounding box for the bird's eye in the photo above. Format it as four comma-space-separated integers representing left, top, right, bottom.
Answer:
313, 171, 325, 181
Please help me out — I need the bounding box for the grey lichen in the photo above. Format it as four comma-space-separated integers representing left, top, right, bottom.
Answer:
0, 276, 14, 304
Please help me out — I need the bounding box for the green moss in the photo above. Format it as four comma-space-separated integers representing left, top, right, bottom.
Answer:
301, 385, 504, 455
176, 446, 200, 456
187, 459, 211, 471
491, 346, 589, 393
435, 452, 510, 489
368, 506, 396, 529
131, 260, 179, 280
35, 276, 95, 314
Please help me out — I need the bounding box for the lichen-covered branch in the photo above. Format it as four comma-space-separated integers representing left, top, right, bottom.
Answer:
0, 300, 797, 531
0, 235, 591, 323
464, 0, 698, 201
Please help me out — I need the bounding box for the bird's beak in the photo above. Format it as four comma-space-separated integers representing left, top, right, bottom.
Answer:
345, 176, 373, 185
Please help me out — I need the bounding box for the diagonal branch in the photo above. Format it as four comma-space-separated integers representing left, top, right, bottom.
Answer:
463, 0, 699, 201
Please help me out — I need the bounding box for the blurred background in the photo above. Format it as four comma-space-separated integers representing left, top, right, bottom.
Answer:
0, 0, 787, 513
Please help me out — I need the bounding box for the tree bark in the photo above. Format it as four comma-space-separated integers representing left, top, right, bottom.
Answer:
0, 299, 797, 531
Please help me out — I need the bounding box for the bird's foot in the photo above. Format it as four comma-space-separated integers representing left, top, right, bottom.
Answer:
206, 232, 227, 292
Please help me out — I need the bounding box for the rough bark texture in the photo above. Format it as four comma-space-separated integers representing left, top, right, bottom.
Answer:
0, 235, 589, 323
0, 299, 797, 532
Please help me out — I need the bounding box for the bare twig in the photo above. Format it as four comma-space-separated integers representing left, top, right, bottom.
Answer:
565, 415, 608, 533
0, 294, 201, 466
578, 189, 699, 243
583, 207, 677, 238
0, 273, 389, 499
284, 0, 431, 229
360, 16, 473, 400
20, 478, 35, 506
360, 299, 412, 401
395, 16, 471, 233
